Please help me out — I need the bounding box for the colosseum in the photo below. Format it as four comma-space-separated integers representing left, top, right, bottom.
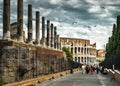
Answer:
60, 37, 96, 65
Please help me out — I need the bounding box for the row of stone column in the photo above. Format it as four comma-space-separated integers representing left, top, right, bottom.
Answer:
72, 46, 96, 56
75, 57, 90, 64
3, 0, 60, 50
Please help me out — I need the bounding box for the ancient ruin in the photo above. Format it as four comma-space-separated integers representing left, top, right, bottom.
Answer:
17, 0, 24, 42
35, 11, 40, 45
3, 0, 11, 40
0, 0, 66, 84
60, 38, 96, 65
0, 0, 96, 85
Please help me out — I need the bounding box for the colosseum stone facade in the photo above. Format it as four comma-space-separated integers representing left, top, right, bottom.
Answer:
60, 37, 96, 65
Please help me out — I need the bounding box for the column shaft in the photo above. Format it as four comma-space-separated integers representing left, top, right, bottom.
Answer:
46, 20, 50, 47
28, 4, 32, 43
3, 0, 11, 40
17, 0, 23, 42
54, 27, 57, 49
42, 17, 45, 46
36, 11, 40, 45
51, 24, 54, 48
57, 35, 60, 50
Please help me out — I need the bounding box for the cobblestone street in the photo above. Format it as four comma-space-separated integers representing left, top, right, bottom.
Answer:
36, 71, 120, 86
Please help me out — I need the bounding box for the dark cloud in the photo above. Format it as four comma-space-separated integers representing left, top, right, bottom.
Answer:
24, 0, 59, 10
0, 0, 120, 48
1, 0, 118, 27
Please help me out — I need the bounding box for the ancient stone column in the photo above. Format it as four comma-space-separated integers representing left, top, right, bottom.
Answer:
36, 11, 40, 45
41, 17, 46, 47
54, 26, 57, 49
17, 0, 24, 42
28, 4, 33, 44
57, 35, 60, 50
60, 41, 61, 50
51, 23, 54, 48
46, 20, 50, 48
3, 0, 11, 40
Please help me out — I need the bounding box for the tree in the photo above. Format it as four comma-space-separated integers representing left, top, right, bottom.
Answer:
104, 15, 120, 69
62, 47, 74, 73
0, 76, 4, 86
62, 47, 73, 61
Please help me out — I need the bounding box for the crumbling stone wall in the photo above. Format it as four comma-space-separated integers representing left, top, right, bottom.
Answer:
0, 46, 30, 83
0, 43, 65, 84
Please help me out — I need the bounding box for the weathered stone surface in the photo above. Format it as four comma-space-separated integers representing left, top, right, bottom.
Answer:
47, 20, 50, 48
51, 23, 54, 48
28, 4, 33, 44
0, 41, 64, 83
57, 35, 60, 50
41, 17, 46, 47
0, 46, 30, 83
17, 0, 24, 42
36, 11, 40, 45
3, 0, 11, 40
54, 27, 57, 49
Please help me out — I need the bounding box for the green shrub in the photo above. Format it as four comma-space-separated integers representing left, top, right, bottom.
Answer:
0, 76, 4, 86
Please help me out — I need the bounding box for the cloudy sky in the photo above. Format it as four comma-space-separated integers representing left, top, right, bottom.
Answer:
0, 0, 120, 49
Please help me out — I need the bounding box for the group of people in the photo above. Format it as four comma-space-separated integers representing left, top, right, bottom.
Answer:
82, 65, 100, 74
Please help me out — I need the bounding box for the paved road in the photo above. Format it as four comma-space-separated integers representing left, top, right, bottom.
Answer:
36, 71, 120, 86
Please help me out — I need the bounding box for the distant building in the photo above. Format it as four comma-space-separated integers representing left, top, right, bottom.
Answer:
10, 22, 26, 42
60, 37, 96, 65
97, 49, 105, 57
95, 49, 105, 64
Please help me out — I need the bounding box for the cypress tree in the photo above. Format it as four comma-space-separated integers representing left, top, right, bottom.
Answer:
116, 15, 120, 49
105, 15, 120, 69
